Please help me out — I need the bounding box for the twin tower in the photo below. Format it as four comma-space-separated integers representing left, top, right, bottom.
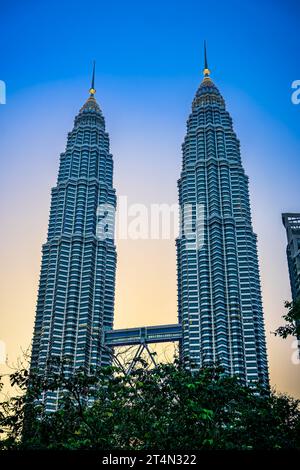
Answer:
31, 54, 269, 409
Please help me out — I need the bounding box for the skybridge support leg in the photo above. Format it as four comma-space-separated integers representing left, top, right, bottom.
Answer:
125, 343, 157, 374
126, 344, 145, 375
104, 341, 158, 375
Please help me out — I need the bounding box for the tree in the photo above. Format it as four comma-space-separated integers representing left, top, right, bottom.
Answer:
1, 360, 300, 450
275, 299, 300, 340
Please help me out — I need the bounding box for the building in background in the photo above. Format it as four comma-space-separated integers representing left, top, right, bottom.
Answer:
282, 213, 300, 302
176, 45, 269, 386
30, 67, 117, 410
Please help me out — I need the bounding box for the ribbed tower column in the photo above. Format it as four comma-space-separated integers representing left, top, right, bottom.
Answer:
176, 48, 269, 386
31, 72, 117, 410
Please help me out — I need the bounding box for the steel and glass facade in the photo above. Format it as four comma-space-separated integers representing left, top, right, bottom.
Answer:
31, 63, 270, 409
176, 72, 269, 386
31, 92, 116, 410
282, 213, 300, 301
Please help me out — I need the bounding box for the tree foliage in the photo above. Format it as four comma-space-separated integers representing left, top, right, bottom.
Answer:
0, 361, 299, 450
275, 300, 300, 340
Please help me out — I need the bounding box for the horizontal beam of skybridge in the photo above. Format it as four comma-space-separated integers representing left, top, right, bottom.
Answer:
104, 324, 182, 347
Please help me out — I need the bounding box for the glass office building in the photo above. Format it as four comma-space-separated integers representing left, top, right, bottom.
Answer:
30, 79, 117, 410
176, 54, 269, 386
282, 213, 300, 301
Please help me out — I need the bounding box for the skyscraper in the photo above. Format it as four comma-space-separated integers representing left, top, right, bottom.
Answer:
282, 213, 300, 301
176, 45, 269, 386
31, 66, 117, 410
30, 51, 270, 409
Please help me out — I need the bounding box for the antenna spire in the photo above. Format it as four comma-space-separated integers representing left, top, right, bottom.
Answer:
203, 41, 210, 77
89, 61, 96, 95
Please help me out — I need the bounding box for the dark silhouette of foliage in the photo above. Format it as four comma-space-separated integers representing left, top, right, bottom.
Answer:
0, 361, 299, 450
275, 300, 300, 340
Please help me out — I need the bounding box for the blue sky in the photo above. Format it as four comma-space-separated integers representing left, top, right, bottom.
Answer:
0, 0, 300, 396
1, 0, 299, 126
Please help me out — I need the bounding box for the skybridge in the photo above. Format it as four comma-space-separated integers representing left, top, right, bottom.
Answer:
104, 323, 182, 347
104, 324, 182, 374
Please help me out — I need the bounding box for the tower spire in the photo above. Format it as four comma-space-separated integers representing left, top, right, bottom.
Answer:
203, 41, 210, 78
89, 60, 96, 95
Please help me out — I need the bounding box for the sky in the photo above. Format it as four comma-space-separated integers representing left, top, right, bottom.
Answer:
0, 0, 299, 397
